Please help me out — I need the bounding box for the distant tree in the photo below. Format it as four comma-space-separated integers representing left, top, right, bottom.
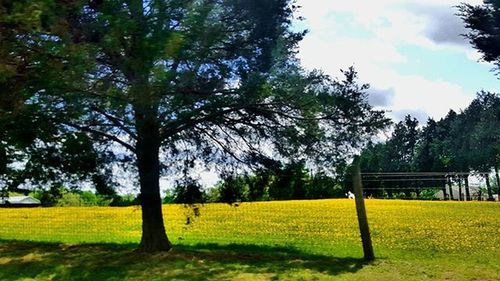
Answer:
358, 142, 389, 197
217, 175, 248, 204
269, 161, 309, 200
386, 115, 419, 196
246, 169, 273, 201
358, 92, 499, 200
173, 178, 205, 205
464, 92, 500, 200
307, 172, 342, 199
385, 115, 419, 172
414, 119, 439, 171
431, 110, 459, 172
458, 2, 500, 197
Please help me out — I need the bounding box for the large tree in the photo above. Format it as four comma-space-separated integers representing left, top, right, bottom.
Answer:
2, 0, 389, 252
459, 1, 500, 198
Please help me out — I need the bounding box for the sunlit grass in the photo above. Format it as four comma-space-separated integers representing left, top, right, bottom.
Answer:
1, 199, 499, 280
0, 199, 498, 258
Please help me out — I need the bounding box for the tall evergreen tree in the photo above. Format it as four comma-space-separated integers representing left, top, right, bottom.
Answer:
1, 0, 389, 251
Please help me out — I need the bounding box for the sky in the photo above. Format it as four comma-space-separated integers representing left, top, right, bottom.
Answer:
294, 0, 500, 124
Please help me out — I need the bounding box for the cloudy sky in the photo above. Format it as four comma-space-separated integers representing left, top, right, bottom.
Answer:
294, 0, 500, 123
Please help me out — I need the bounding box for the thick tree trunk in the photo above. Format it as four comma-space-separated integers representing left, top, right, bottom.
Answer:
485, 174, 493, 201
135, 115, 172, 252
464, 175, 470, 201
123, 0, 171, 253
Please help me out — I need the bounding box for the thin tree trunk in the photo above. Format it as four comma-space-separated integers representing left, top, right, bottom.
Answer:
485, 174, 493, 201
464, 175, 470, 201
442, 178, 448, 201
136, 114, 172, 252
448, 176, 454, 200
457, 175, 463, 201
495, 166, 500, 199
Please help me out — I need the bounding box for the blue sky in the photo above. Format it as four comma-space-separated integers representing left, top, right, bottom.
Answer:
294, 0, 500, 123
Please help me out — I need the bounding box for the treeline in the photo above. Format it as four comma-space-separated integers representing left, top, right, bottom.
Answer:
10, 188, 140, 207
358, 92, 500, 200
167, 92, 500, 203
166, 161, 346, 204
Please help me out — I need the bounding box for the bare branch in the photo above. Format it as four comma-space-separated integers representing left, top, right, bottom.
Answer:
90, 106, 137, 139
62, 122, 136, 153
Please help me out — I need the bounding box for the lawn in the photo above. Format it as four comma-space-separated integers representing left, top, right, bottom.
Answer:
0, 199, 499, 280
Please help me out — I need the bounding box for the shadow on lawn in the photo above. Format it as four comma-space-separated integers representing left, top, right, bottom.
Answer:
0, 240, 369, 280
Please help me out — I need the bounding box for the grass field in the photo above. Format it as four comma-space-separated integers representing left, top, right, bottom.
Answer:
0, 199, 499, 280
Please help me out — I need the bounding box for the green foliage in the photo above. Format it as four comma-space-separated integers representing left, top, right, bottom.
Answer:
30, 186, 63, 207
1, 0, 390, 250
110, 194, 139, 207
162, 190, 176, 204
419, 189, 440, 200
308, 173, 344, 199
217, 175, 248, 204
56, 193, 84, 207
269, 161, 309, 200
459, 1, 500, 73
0, 0, 389, 190
246, 170, 272, 202
208, 161, 346, 203
173, 179, 205, 204
357, 92, 500, 198
30, 188, 127, 207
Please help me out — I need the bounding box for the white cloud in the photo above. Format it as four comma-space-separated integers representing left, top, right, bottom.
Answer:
386, 73, 473, 119
294, 0, 483, 121
295, 0, 486, 54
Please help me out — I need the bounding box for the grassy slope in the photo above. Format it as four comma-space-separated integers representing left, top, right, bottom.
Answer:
0, 199, 499, 280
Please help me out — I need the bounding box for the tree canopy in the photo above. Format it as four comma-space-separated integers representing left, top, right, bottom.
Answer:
459, 0, 500, 73
358, 92, 500, 199
1, 0, 390, 251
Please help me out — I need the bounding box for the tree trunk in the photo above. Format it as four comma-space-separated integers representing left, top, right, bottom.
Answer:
447, 176, 454, 200
457, 176, 463, 201
464, 175, 470, 201
136, 114, 172, 252
442, 178, 448, 200
495, 166, 500, 199
485, 174, 493, 201
122, 0, 172, 252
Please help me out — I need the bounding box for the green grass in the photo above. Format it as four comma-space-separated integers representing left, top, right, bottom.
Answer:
0, 199, 499, 280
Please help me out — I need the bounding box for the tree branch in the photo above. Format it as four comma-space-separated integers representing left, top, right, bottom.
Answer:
90, 106, 137, 139
62, 122, 136, 153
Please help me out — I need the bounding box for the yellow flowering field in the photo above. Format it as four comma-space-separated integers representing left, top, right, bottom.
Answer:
0, 199, 498, 257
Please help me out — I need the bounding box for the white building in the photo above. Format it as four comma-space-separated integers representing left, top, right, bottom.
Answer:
0, 196, 41, 206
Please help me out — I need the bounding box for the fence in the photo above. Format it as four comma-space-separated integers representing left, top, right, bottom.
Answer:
358, 172, 499, 201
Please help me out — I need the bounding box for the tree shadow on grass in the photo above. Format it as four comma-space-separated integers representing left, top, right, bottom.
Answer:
0, 240, 369, 281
